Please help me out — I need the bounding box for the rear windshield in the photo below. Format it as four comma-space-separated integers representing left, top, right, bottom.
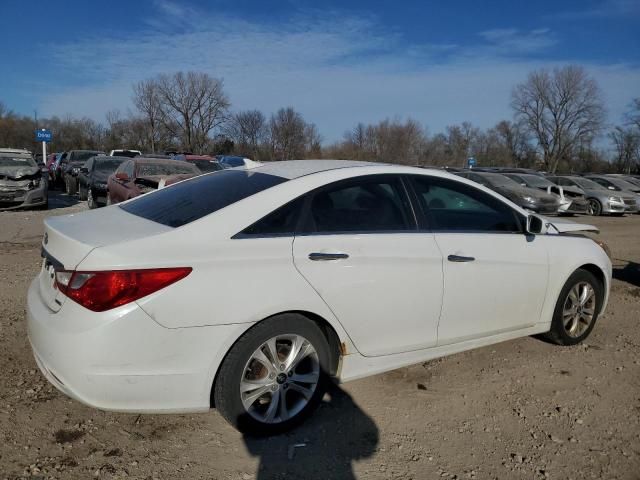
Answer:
520, 174, 554, 188
137, 162, 198, 176
94, 159, 124, 172
120, 170, 288, 227
70, 151, 103, 162
190, 159, 224, 173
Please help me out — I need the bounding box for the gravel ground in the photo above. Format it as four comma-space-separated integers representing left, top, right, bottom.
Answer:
1, 192, 639, 480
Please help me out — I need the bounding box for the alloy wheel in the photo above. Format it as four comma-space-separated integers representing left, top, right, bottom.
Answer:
88, 189, 95, 208
562, 281, 596, 338
240, 334, 320, 424
587, 199, 601, 216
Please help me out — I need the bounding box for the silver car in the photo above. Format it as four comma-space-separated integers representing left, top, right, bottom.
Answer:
0, 148, 48, 211
586, 175, 640, 214
546, 175, 633, 216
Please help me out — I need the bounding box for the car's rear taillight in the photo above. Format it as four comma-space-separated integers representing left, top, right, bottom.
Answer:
54, 267, 192, 312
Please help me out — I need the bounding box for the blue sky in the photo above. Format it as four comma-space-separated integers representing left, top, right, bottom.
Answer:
1, 0, 639, 142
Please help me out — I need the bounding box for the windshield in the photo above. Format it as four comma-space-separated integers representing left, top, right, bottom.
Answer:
480, 173, 521, 188
70, 151, 103, 162
220, 156, 246, 167
95, 159, 125, 172
605, 177, 640, 191
0, 154, 37, 168
121, 170, 288, 227
520, 174, 554, 188
571, 177, 607, 190
191, 160, 224, 173
137, 162, 199, 176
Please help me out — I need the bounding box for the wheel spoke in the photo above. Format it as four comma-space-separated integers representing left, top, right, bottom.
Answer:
288, 382, 314, 399
252, 348, 277, 374
579, 284, 593, 306
241, 385, 272, 410
264, 338, 280, 370
278, 389, 289, 421
263, 389, 280, 422
290, 371, 319, 384
582, 307, 595, 315
285, 338, 315, 371
240, 375, 271, 393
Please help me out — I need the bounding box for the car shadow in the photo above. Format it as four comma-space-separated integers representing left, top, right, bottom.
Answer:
242, 383, 378, 480
612, 260, 640, 288
46, 190, 81, 210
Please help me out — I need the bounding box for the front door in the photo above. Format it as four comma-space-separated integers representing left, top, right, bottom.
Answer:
408, 175, 549, 345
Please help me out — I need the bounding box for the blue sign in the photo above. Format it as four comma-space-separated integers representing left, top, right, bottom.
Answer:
467, 157, 476, 168
35, 129, 52, 142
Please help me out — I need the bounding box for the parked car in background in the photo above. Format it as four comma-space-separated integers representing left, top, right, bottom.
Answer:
50, 152, 67, 187
109, 149, 141, 158
78, 156, 128, 209
107, 157, 200, 204
174, 154, 226, 174
0, 148, 48, 210
217, 155, 261, 169
606, 174, 640, 189
546, 175, 634, 216
456, 171, 560, 214
585, 175, 640, 198
60, 150, 105, 195
29, 161, 611, 434
503, 173, 588, 215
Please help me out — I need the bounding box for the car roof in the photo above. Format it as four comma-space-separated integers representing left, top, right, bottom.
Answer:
251, 160, 382, 180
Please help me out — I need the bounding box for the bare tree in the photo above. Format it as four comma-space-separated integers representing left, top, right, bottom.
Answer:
132, 79, 164, 153
494, 120, 535, 167
154, 71, 230, 152
511, 65, 605, 173
268, 107, 311, 160
446, 121, 480, 166
226, 109, 268, 158
626, 98, 640, 130
610, 126, 640, 174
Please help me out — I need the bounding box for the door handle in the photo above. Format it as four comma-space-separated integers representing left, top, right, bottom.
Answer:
308, 252, 349, 261
447, 254, 475, 262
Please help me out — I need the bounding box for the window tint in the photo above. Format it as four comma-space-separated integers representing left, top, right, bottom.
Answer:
410, 176, 522, 233
306, 177, 412, 233
240, 198, 304, 236
120, 170, 288, 228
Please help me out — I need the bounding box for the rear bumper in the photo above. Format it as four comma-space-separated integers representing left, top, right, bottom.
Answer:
26, 278, 248, 413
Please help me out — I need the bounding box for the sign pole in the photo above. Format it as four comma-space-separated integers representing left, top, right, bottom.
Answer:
41, 130, 47, 166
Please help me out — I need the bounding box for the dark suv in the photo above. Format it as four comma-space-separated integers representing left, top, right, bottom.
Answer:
60, 150, 105, 195
78, 156, 127, 208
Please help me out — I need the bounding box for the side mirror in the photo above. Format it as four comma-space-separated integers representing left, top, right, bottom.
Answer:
115, 172, 129, 181
607, 185, 615, 190
80, 167, 89, 174
526, 215, 547, 235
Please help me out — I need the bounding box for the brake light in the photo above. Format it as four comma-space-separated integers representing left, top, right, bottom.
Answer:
55, 267, 192, 312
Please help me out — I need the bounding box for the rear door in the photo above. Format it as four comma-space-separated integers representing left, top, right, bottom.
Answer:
292, 175, 443, 357
408, 175, 549, 346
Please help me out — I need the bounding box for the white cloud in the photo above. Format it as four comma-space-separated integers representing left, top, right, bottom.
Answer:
37, 2, 640, 142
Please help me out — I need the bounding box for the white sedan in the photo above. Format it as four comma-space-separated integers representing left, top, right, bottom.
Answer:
27, 160, 611, 434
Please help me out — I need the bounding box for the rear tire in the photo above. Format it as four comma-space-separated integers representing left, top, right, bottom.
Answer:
213, 313, 331, 435
544, 269, 604, 346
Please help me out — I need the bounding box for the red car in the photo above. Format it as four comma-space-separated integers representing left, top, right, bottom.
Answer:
174, 154, 226, 173
106, 158, 200, 205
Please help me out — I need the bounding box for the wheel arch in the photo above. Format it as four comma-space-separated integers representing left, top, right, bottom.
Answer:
209, 309, 344, 408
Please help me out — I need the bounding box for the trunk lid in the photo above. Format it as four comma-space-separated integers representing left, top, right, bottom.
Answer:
39, 206, 172, 312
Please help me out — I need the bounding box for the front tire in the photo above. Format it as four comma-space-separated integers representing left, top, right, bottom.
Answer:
213, 313, 331, 435
79, 185, 88, 201
65, 177, 77, 195
586, 198, 602, 216
87, 188, 97, 209
544, 269, 604, 346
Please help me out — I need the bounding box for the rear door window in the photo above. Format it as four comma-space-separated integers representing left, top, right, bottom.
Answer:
302, 176, 414, 234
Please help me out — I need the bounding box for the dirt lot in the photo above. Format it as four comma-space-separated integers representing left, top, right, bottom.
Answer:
1, 192, 639, 480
